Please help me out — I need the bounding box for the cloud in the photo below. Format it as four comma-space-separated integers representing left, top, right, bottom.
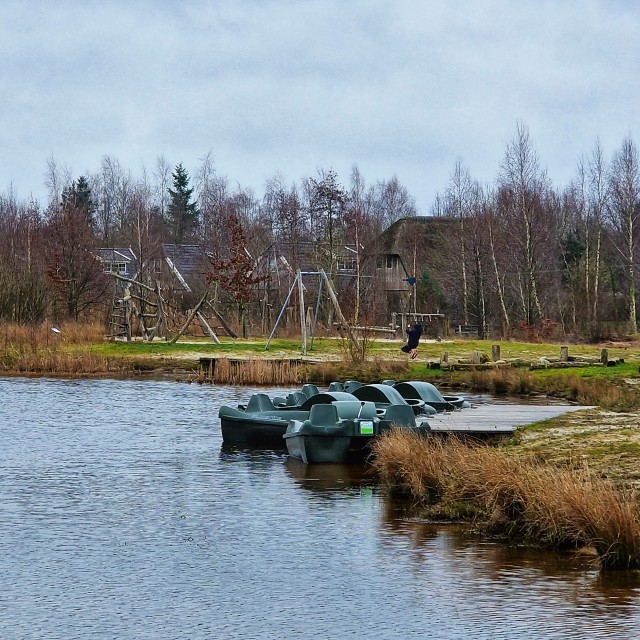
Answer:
1, 0, 639, 211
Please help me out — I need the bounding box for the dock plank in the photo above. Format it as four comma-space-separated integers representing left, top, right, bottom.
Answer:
422, 404, 595, 434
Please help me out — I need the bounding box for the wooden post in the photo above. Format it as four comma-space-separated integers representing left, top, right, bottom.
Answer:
560, 346, 569, 362
600, 348, 609, 365
265, 276, 298, 350
298, 271, 307, 355
321, 270, 360, 354
125, 290, 132, 342
441, 352, 449, 365
472, 350, 482, 364
197, 312, 221, 344
492, 345, 501, 361
309, 274, 324, 350
206, 302, 237, 339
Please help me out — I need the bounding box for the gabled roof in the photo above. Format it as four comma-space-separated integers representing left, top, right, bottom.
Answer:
255, 241, 359, 276
161, 244, 211, 291
377, 216, 453, 255
96, 247, 137, 263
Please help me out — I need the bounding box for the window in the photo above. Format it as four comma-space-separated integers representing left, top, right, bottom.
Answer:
337, 257, 356, 272
103, 261, 128, 275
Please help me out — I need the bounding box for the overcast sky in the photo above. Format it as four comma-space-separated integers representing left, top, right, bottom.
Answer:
2, 0, 638, 213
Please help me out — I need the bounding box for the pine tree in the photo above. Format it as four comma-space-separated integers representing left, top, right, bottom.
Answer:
167, 163, 199, 243
61, 175, 95, 228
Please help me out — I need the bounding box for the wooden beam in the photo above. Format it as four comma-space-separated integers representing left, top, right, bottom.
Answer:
197, 311, 221, 344
321, 270, 360, 354
170, 290, 209, 344
206, 301, 238, 339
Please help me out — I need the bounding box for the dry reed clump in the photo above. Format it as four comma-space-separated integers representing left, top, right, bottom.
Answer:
209, 358, 303, 385
0, 321, 104, 352
307, 361, 340, 384
371, 430, 640, 570
469, 369, 536, 396
0, 351, 119, 375
0, 321, 113, 374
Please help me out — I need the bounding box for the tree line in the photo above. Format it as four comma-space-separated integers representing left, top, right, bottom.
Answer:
0, 152, 417, 330
1, 122, 639, 341
434, 123, 640, 340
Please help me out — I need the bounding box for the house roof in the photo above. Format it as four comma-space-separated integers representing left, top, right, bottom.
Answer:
161, 244, 211, 291
377, 216, 453, 256
255, 241, 359, 276
96, 247, 137, 263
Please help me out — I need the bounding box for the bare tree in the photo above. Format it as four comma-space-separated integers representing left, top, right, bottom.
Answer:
586, 140, 609, 328
45, 180, 109, 320
346, 165, 380, 324
196, 155, 232, 257
375, 175, 417, 226
607, 135, 640, 329
44, 156, 71, 214
0, 194, 48, 324
93, 155, 133, 243
153, 155, 172, 224
484, 186, 511, 335
498, 123, 552, 324
444, 160, 476, 325
307, 169, 347, 276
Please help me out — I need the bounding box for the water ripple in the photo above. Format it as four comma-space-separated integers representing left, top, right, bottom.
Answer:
0, 377, 639, 639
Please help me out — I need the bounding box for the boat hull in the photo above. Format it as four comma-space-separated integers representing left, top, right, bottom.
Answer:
220, 414, 291, 446
219, 391, 360, 447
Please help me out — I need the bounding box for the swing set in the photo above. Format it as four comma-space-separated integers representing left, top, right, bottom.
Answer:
265, 269, 359, 355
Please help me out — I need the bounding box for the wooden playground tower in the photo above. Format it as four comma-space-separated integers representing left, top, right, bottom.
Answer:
108, 273, 169, 341
108, 273, 236, 343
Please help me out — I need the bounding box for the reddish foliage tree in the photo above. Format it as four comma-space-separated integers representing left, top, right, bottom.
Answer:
206, 213, 267, 336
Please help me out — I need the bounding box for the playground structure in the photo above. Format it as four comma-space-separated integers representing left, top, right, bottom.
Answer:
265, 269, 359, 355
107, 273, 236, 343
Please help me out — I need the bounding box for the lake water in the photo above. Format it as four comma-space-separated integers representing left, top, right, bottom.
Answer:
1, 377, 640, 639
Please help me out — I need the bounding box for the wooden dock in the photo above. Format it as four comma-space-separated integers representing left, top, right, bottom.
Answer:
422, 403, 594, 435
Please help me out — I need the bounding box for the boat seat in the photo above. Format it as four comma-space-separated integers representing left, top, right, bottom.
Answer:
328, 381, 344, 392
384, 404, 417, 429
308, 403, 339, 427
343, 380, 362, 393
332, 400, 377, 420
286, 391, 306, 406
245, 393, 276, 413
301, 383, 320, 399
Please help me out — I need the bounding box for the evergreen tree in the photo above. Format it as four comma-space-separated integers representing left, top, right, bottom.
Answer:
61, 175, 95, 228
167, 163, 199, 243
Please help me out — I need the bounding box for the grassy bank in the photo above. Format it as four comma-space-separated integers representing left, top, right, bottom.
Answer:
2, 323, 640, 399
372, 431, 640, 570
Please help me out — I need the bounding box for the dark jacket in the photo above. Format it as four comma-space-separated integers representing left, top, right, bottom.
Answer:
405, 323, 423, 349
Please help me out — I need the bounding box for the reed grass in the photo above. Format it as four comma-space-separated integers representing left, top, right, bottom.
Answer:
203, 357, 304, 385
466, 368, 640, 409
1, 321, 104, 350
0, 321, 118, 375
371, 430, 640, 570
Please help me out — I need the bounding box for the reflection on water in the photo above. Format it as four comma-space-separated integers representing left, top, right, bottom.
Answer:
1, 377, 640, 640
284, 457, 377, 497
